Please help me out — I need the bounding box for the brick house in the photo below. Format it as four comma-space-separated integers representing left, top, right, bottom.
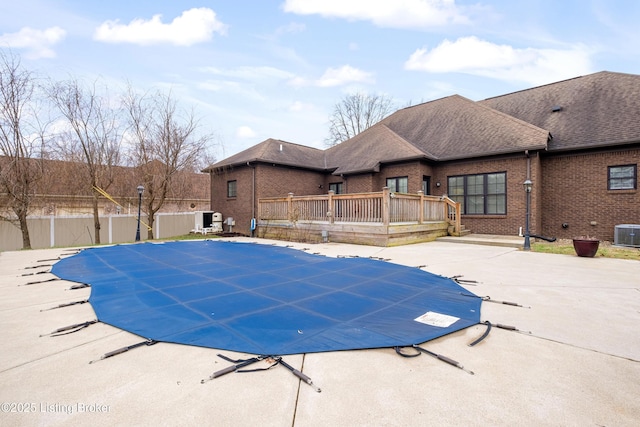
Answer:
204, 71, 640, 242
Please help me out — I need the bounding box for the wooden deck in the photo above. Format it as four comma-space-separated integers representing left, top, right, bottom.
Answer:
257, 188, 462, 246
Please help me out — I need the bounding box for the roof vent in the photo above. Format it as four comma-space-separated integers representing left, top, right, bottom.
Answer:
279, 143, 283, 152
551, 105, 563, 112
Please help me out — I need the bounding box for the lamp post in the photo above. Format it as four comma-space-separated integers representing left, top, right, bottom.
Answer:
523, 179, 532, 251
135, 185, 144, 242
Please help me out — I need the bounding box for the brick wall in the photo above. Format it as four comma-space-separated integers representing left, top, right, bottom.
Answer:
344, 173, 375, 193
210, 164, 325, 235
541, 148, 640, 241
378, 161, 434, 193
210, 148, 639, 241
435, 154, 534, 236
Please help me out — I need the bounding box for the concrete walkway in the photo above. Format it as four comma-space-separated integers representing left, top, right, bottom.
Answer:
437, 233, 525, 248
1, 238, 639, 426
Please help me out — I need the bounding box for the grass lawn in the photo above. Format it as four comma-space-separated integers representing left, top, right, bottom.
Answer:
532, 240, 640, 261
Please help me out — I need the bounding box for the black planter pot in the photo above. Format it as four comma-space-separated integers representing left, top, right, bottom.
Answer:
572, 239, 600, 257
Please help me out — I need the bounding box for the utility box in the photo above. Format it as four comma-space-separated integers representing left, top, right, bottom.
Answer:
614, 224, 640, 247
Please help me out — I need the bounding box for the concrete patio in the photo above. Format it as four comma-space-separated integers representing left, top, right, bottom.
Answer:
0, 237, 638, 426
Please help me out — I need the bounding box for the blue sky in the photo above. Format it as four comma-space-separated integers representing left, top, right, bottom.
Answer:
2, 0, 639, 160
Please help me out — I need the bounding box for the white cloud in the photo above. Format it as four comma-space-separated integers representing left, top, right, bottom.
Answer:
405, 36, 593, 85
236, 126, 256, 138
0, 26, 66, 59
316, 65, 374, 87
94, 8, 228, 46
282, 0, 470, 28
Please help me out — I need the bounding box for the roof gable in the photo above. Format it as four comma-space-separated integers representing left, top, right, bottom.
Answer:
480, 71, 640, 151
325, 124, 426, 174
204, 138, 326, 171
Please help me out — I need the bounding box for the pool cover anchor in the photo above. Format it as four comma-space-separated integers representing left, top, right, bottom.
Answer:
395, 345, 474, 375
460, 292, 530, 309
481, 296, 531, 309
40, 299, 89, 312
21, 277, 60, 286
451, 275, 479, 286
89, 339, 157, 364
201, 354, 268, 383
21, 270, 50, 277
274, 357, 322, 393
204, 354, 322, 392
40, 319, 98, 337
494, 323, 532, 335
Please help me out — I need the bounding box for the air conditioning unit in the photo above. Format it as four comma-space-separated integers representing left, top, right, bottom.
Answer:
614, 224, 640, 248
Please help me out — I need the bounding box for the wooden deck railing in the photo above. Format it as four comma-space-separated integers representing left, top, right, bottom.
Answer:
258, 188, 461, 234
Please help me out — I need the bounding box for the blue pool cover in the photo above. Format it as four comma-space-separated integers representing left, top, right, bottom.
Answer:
51, 240, 482, 355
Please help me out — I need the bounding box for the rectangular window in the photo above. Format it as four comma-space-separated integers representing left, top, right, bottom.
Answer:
608, 165, 637, 190
329, 182, 343, 194
227, 180, 237, 198
386, 176, 408, 193
447, 172, 506, 215
486, 172, 506, 214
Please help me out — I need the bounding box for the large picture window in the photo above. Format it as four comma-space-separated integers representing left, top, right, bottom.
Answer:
386, 176, 408, 193
608, 165, 637, 190
448, 172, 506, 215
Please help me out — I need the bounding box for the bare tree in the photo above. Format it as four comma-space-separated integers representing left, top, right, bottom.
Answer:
49, 78, 122, 244
325, 92, 396, 147
123, 86, 214, 239
0, 51, 49, 249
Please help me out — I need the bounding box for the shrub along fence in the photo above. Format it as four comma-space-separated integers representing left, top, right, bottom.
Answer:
0, 212, 196, 252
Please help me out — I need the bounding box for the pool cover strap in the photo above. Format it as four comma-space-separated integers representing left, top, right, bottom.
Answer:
395, 344, 474, 375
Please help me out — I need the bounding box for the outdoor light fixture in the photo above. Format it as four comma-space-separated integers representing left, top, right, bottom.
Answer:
523, 179, 532, 250
135, 185, 144, 242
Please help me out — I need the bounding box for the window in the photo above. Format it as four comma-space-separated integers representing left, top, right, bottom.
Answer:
386, 176, 408, 193
329, 182, 343, 194
608, 165, 637, 190
227, 180, 237, 198
448, 172, 506, 215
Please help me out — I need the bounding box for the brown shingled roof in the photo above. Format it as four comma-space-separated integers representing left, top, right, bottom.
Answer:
204, 71, 640, 175
204, 138, 326, 171
379, 95, 549, 161
325, 124, 426, 175
480, 71, 640, 151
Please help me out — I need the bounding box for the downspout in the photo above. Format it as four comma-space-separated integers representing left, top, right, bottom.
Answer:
247, 162, 256, 237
